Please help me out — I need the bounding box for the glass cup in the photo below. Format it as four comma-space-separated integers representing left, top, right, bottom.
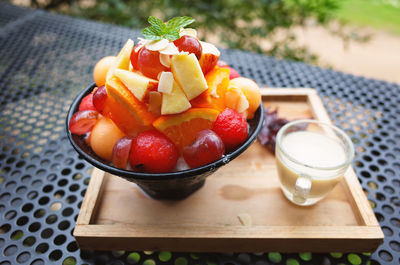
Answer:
275, 119, 354, 206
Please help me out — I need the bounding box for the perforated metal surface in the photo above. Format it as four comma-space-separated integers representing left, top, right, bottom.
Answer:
0, 3, 399, 265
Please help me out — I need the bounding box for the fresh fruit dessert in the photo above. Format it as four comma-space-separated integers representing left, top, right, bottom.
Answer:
69, 16, 262, 173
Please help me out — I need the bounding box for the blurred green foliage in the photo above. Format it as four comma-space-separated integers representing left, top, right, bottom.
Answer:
20, 0, 368, 64
336, 0, 400, 35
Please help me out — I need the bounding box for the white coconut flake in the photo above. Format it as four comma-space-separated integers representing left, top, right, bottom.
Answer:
145, 39, 169, 51
200, 41, 220, 56
158, 72, 174, 94
159, 42, 180, 55
159, 53, 171, 68
179, 28, 197, 38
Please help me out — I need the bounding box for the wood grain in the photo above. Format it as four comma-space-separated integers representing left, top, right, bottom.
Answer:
75, 168, 105, 225
74, 224, 382, 252
74, 88, 383, 252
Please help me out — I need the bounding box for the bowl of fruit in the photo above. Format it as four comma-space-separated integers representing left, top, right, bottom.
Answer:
67, 16, 264, 199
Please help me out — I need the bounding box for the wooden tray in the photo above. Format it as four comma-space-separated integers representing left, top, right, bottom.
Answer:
74, 88, 383, 252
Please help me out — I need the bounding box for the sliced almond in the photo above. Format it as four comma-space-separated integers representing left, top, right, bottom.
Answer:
179, 28, 197, 38
158, 72, 174, 94
159, 42, 179, 55
159, 53, 171, 68
148, 91, 162, 116
145, 39, 169, 51
237, 213, 252, 226
137, 38, 149, 46
200, 41, 221, 56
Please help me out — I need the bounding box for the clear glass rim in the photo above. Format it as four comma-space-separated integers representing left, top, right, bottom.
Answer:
276, 119, 355, 171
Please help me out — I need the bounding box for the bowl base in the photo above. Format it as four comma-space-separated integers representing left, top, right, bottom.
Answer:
137, 179, 206, 200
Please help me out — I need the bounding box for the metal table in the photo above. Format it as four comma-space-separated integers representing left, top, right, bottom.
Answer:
0, 3, 399, 265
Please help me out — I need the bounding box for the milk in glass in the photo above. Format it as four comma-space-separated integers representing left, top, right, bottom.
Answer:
276, 131, 347, 205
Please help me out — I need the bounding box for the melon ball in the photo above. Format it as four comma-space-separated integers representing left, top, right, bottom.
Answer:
93, 56, 116, 87
90, 117, 125, 161
229, 77, 261, 119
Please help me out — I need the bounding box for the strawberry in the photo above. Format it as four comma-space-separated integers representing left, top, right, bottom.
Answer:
129, 130, 178, 173
212, 108, 248, 151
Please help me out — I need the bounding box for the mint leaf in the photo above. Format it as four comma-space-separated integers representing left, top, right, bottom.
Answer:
141, 16, 195, 41
164, 30, 180, 41
166, 16, 195, 31
142, 27, 163, 40
148, 16, 167, 34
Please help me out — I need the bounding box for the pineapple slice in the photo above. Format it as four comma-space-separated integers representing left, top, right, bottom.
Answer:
114, 69, 157, 102
106, 39, 134, 82
171, 53, 208, 100
161, 80, 191, 115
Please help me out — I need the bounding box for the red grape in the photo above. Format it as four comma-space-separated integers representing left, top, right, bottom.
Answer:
138, 47, 168, 80
79, 93, 96, 111
112, 136, 133, 169
173, 35, 202, 59
183, 129, 225, 168
69, 110, 99, 135
93, 85, 107, 112
130, 44, 142, 70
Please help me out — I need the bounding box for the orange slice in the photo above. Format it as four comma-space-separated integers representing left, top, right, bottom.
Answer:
102, 95, 152, 136
191, 67, 230, 111
106, 77, 156, 127
153, 108, 220, 152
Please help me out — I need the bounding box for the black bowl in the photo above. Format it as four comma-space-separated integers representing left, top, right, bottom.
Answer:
66, 83, 264, 200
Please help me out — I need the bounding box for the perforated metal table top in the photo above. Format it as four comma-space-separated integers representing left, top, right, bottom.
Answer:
0, 3, 399, 265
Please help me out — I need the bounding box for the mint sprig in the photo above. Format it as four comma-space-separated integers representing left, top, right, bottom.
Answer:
142, 16, 195, 41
